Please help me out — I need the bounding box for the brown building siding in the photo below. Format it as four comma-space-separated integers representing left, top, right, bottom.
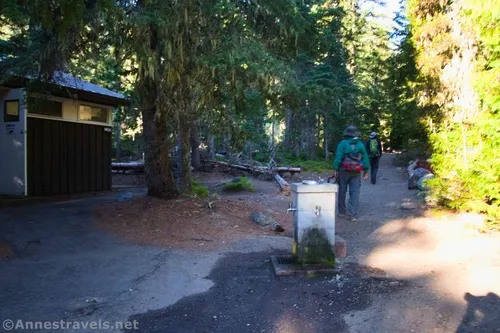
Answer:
27, 117, 111, 196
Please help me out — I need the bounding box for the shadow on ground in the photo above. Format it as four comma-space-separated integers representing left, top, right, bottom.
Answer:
125, 252, 408, 333
457, 292, 500, 333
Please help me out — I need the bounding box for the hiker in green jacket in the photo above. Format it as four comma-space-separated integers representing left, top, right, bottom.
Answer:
332, 125, 370, 222
366, 131, 383, 184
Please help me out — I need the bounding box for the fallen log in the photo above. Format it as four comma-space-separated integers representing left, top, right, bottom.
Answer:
205, 160, 297, 195
210, 160, 255, 172
274, 174, 291, 196
111, 161, 144, 173
253, 166, 301, 173
208, 160, 301, 175
274, 166, 301, 175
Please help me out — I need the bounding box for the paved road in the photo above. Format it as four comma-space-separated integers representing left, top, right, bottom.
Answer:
125, 253, 408, 333
0, 190, 218, 332
0, 190, 295, 333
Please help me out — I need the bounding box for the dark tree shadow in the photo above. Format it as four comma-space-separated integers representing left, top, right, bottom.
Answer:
457, 292, 500, 333
124, 251, 409, 333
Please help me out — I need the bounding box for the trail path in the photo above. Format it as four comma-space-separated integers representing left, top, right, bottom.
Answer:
338, 154, 500, 332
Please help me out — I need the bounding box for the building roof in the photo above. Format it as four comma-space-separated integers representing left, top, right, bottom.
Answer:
48, 72, 126, 101
2, 71, 129, 106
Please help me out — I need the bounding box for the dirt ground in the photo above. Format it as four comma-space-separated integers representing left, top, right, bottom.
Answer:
101, 169, 296, 250
103, 161, 350, 250
104, 161, 492, 253
94, 194, 292, 250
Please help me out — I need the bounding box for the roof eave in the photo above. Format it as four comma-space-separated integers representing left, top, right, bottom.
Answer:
1, 76, 130, 107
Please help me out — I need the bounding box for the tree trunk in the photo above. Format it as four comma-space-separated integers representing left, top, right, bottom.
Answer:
142, 105, 178, 198
223, 130, 231, 155
137, 15, 178, 198
175, 124, 192, 193
270, 109, 276, 164
316, 114, 321, 154
190, 121, 201, 169
175, 82, 193, 193
208, 134, 215, 160
115, 120, 121, 160
305, 114, 317, 160
283, 108, 293, 150
324, 115, 329, 161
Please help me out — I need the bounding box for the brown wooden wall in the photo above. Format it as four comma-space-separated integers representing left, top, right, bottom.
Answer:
27, 117, 112, 196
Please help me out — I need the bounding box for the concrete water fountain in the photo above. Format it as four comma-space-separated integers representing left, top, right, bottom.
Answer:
271, 180, 346, 276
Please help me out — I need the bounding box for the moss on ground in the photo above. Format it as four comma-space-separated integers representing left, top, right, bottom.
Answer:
223, 177, 255, 192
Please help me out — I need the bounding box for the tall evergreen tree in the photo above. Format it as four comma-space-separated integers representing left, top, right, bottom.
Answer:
401, 0, 500, 221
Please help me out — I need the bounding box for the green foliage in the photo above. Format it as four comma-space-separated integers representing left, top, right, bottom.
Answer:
385, 26, 428, 150
0, 0, 117, 77
428, 113, 500, 220
283, 156, 332, 173
222, 177, 255, 192
0, 0, 398, 199
404, 0, 500, 222
190, 179, 209, 198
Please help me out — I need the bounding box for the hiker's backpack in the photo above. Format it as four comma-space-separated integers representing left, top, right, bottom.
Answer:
369, 139, 380, 157
340, 144, 364, 172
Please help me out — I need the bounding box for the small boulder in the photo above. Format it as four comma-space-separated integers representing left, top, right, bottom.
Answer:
251, 212, 272, 226
408, 168, 431, 190
251, 212, 284, 232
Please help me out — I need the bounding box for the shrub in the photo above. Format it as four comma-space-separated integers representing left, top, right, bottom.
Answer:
190, 179, 209, 197
223, 177, 255, 192
428, 113, 500, 226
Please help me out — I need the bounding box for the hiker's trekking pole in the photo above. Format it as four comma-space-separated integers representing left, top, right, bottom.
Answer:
327, 175, 338, 184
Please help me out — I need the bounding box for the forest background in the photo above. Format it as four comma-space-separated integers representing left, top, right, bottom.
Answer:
1, 0, 498, 225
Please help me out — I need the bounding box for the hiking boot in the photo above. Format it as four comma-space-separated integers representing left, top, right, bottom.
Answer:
351, 216, 357, 222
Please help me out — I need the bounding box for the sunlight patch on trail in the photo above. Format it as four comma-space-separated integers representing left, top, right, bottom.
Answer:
364, 215, 500, 303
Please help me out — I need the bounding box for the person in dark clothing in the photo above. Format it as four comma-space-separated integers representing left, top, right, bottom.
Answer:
332, 125, 370, 222
365, 131, 382, 184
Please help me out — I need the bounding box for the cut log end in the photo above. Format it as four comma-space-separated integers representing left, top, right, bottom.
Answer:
274, 174, 291, 196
